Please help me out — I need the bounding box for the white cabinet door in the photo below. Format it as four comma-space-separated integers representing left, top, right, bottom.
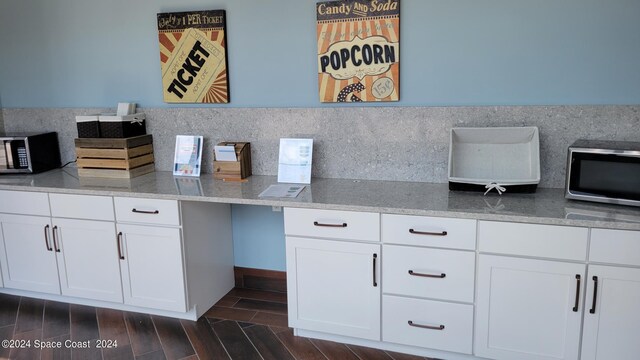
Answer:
0, 214, 60, 294
53, 218, 122, 302
475, 255, 585, 360
286, 236, 381, 341
117, 224, 186, 312
581, 265, 640, 360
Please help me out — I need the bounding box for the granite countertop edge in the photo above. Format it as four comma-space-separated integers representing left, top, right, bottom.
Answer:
1, 169, 639, 231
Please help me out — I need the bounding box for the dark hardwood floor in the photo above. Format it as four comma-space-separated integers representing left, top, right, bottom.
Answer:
0, 290, 435, 360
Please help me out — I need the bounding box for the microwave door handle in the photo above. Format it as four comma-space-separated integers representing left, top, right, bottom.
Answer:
5, 142, 14, 168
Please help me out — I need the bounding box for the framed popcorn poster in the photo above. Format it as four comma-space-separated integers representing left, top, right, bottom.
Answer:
317, 0, 400, 103
157, 10, 229, 103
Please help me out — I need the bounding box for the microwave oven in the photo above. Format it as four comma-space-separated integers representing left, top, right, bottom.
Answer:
0, 132, 61, 174
565, 140, 640, 207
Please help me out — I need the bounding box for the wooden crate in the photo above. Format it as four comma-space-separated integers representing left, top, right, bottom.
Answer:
213, 142, 252, 180
75, 135, 155, 179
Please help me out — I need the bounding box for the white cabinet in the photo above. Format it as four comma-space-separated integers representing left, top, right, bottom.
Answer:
53, 218, 122, 302
286, 236, 381, 340
117, 223, 186, 312
581, 229, 640, 360
475, 255, 585, 360
284, 207, 381, 341
114, 197, 187, 313
0, 193, 120, 300
383, 295, 474, 354
581, 266, 640, 360
0, 214, 60, 294
1, 190, 233, 320
381, 214, 476, 355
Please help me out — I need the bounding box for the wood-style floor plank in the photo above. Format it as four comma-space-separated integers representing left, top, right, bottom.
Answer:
386, 350, 432, 360
100, 344, 135, 360
70, 340, 102, 360
347, 344, 395, 360
69, 304, 99, 342
9, 328, 42, 360
134, 349, 166, 360
214, 295, 240, 307
97, 308, 133, 360
242, 274, 287, 293
180, 318, 230, 360
212, 320, 262, 360
243, 324, 295, 360
233, 298, 288, 315
14, 297, 45, 334
277, 329, 327, 360
0, 324, 15, 359
310, 338, 360, 360
40, 334, 72, 360
228, 288, 288, 303
97, 308, 131, 344
123, 312, 163, 357
151, 316, 195, 360
204, 306, 256, 322
42, 300, 70, 339
0, 293, 20, 327
250, 311, 288, 328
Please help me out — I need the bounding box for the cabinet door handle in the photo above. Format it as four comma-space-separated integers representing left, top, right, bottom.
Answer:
572, 274, 581, 312
408, 320, 445, 330
44, 224, 52, 251
313, 221, 347, 228
132, 208, 159, 214
52, 226, 60, 253
408, 270, 446, 278
409, 229, 447, 236
372, 253, 378, 287
117, 232, 125, 260
589, 276, 598, 314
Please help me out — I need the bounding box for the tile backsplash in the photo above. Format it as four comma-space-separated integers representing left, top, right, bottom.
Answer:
2, 106, 638, 188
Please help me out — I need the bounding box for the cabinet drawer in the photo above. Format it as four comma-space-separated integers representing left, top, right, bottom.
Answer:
590, 228, 640, 266
284, 208, 379, 242
479, 221, 588, 261
382, 214, 476, 250
0, 190, 50, 216
114, 197, 180, 226
383, 295, 473, 354
383, 245, 475, 302
50, 193, 114, 221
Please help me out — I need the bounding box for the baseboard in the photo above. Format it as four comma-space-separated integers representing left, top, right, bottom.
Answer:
234, 266, 287, 293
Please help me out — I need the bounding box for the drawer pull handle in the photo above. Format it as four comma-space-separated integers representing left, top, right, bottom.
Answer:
409, 229, 447, 236
408, 321, 445, 330
117, 232, 125, 260
372, 253, 378, 287
132, 208, 160, 214
313, 221, 347, 228
52, 226, 60, 253
408, 270, 446, 278
44, 224, 52, 251
573, 274, 581, 312
590, 276, 598, 314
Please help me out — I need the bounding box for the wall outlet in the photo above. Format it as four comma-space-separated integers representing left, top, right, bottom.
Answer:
272, 206, 282, 212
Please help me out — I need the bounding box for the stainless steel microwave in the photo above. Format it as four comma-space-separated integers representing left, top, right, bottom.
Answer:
565, 140, 640, 207
0, 132, 61, 174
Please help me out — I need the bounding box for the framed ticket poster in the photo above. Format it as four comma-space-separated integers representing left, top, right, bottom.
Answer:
157, 10, 229, 103
317, 0, 400, 103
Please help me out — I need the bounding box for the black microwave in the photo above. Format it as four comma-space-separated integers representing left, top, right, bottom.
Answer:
565, 140, 640, 207
0, 132, 61, 174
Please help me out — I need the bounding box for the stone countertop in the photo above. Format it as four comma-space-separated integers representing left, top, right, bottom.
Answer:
1, 168, 639, 231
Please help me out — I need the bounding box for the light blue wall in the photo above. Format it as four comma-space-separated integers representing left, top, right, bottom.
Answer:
231, 205, 285, 271
1, 0, 639, 108
2, 0, 639, 271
